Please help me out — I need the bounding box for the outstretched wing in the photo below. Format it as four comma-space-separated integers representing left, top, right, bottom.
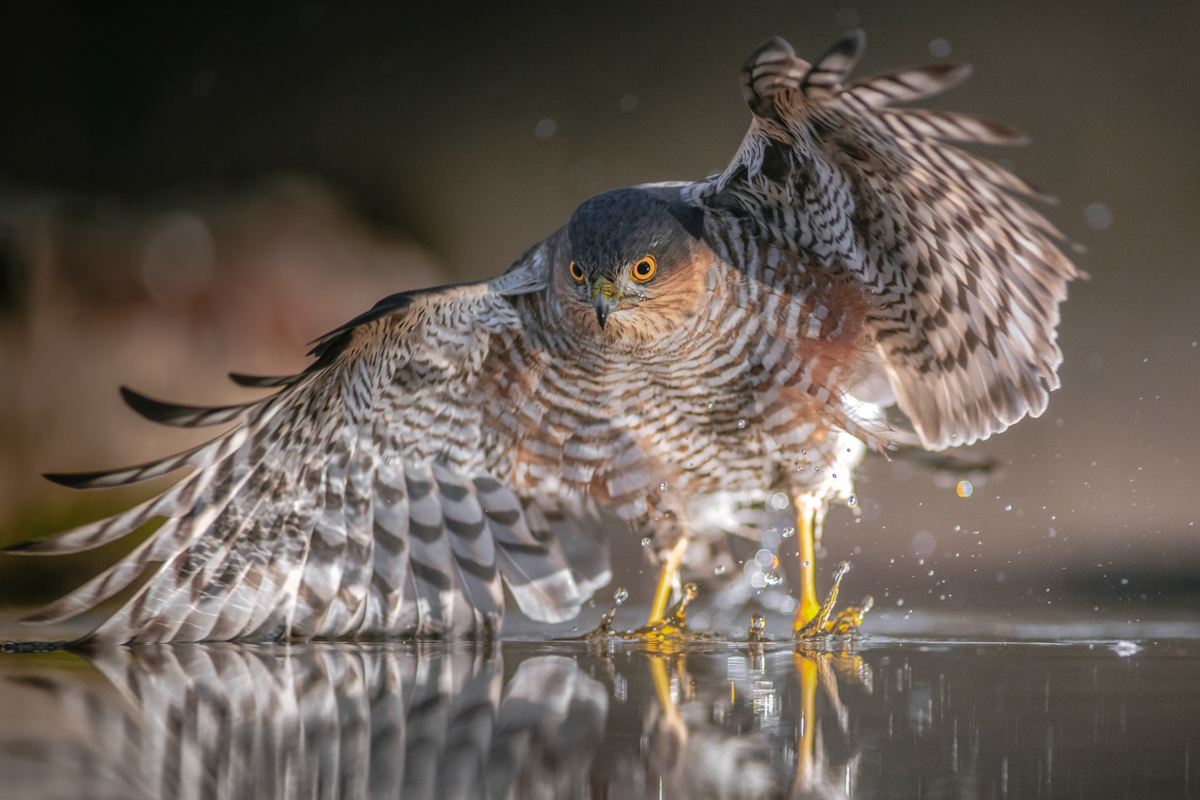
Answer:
688, 30, 1081, 449
10, 249, 596, 643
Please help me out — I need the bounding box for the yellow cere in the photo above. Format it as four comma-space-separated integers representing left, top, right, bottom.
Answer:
956, 479, 973, 498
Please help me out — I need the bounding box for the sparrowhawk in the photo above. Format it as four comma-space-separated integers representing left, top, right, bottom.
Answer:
9, 31, 1078, 643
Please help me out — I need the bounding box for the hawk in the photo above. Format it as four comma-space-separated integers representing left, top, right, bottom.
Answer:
9, 31, 1078, 643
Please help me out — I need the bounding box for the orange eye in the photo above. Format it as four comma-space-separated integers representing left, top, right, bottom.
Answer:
569, 261, 585, 283
631, 254, 657, 283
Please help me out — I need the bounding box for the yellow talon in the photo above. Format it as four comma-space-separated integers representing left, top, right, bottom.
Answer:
791, 496, 872, 639
646, 536, 689, 624
630, 581, 698, 643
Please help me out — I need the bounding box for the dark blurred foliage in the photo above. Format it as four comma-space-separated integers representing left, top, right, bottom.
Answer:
0, 1, 1198, 616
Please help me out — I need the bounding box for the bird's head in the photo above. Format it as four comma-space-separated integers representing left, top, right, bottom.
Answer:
559, 187, 710, 343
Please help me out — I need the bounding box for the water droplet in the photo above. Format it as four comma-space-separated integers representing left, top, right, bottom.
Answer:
641, 537, 652, 547
801, 449, 807, 455
737, 419, 747, 429
929, 37, 952, 58
660, 481, 669, 492
614, 588, 629, 605
714, 564, 727, 575
782, 527, 795, 538
707, 402, 714, 409
764, 573, 783, 586
1005, 504, 1013, 511
847, 494, 856, 506
801, 560, 810, 567
1111, 640, 1141, 657
1085, 202, 1113, 231
956, 479, 973, 498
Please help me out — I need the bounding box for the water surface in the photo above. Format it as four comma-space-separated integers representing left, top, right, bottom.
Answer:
1, 620, 1197, 799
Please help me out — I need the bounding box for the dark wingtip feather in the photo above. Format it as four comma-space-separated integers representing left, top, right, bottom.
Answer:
120, 386, 188, 423
120, 386, 251, 428
840, 27, 867, 53
229, 372, 299, 388
5, 537, 74, 555
43, 470, 106, 489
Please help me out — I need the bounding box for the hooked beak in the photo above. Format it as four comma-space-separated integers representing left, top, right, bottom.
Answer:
591, 278, 619, 329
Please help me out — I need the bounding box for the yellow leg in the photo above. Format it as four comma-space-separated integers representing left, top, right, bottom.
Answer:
792, 501, 821, 632
647, 537, 689, 624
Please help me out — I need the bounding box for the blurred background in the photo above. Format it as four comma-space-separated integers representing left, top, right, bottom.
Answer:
0, 1, 1196, 622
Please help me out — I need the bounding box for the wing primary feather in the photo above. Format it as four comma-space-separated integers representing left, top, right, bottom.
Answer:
64, 392, 317, 641
846, 63, 973, 106
474, 479, 580, 624
120, 386, 260, 428
435, 463, 503, 634
228, 372, 302, 388
801, 28, 866, 94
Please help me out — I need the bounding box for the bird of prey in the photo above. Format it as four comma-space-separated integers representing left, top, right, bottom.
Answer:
9, 30, 1078, 644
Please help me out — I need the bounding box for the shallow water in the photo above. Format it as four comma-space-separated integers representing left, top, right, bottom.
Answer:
2, 616, 1197, 800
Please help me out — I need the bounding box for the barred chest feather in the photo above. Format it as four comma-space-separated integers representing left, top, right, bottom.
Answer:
478, 247, 880, 528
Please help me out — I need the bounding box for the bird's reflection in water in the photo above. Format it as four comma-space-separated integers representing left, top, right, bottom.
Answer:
636, 643, 870, 799
7, 640, 871, 799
